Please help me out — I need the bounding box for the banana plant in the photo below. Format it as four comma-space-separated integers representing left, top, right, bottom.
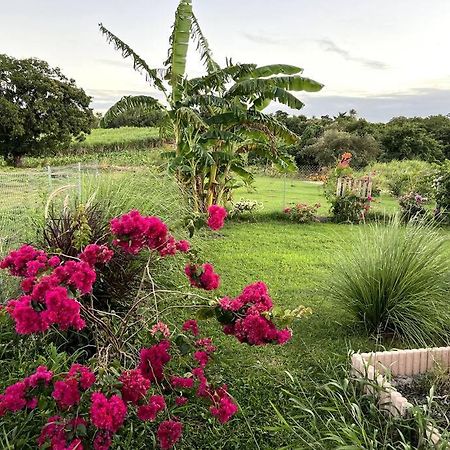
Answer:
99, 0, 323, 211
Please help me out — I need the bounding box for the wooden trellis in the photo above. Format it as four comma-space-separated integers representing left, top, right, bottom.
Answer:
336, 176, 372, 198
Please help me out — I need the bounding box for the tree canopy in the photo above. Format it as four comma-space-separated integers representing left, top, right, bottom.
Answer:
0, 54, 94, 165
274, 111, 450, 168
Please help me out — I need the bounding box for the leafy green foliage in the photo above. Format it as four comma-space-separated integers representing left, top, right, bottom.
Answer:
273, 111, 450, 170
100, 97, 165, 129
329, 194, 371, 223
434, 160, 450, 223
304, 128, 381, 167
355, 160, 438, 198
0, 54, 94, 166
381, 117, 446, 162
330, 219, 450, 345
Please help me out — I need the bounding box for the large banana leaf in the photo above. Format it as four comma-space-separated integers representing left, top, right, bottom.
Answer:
200, 130, 244, 144
227, 76, 323, 97
254, 88, 305, 110
187, 64, 257, 94
165, 0, 193, 102
181, 94, 230, 109
173, 107, 208, 130
243, 64, 303, 79
206, 110, 299, 145
99, 24, 166, 93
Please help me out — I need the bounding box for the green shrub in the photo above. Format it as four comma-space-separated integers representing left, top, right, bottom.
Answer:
356, 160, 437, 197
329, 194, 371, 223
434, 160, 450, 223
330, 219, 450, 345
229, 198, 263, 218
283, 202, 320, 223
398, 192, 428, 223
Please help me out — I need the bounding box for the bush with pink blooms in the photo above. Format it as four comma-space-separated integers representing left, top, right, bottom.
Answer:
0, 207, 309, 449
283, 203, 321, 224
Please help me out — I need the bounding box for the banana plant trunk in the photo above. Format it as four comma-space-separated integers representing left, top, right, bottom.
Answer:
206, 163, 218, 209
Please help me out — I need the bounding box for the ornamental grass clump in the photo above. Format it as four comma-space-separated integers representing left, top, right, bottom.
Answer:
330, 218, 450, 345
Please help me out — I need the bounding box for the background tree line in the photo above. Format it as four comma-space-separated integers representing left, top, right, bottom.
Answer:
271, 110, 450, 168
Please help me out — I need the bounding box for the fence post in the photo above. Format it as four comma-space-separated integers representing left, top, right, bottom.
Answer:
78, 162, 82, 198
47, 166, 52, 191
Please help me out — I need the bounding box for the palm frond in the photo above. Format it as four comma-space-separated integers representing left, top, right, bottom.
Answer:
174, 107, 208, 130
187, 64, 257, 94
191, 13, 220, 73
244, 64, 303, 79
98, 23, 166, 93
101, 95, 166, 127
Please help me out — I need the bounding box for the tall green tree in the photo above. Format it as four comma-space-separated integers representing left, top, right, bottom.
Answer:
0, 55, 94, 166
99, 0, 322, 211
381, 118, 445, 162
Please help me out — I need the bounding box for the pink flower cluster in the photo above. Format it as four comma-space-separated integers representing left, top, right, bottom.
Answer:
0, 245, 101, 334
90, 392, 127, 433
157, 420, 183, 450
218, 282, 292, 346
52, 364, 96, 409
0, 318, 239, 449
207, 205, 227, 231
184, 263, 220, 291
110, 210, 190, 256
0, 366, 53, 417
79, 244, 114, 267
38, 416, 86, 450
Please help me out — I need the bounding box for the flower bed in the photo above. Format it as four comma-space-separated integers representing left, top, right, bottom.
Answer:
351, 347, 450, 447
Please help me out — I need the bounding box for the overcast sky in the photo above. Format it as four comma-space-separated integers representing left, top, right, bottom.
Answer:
2, 0, 450, 121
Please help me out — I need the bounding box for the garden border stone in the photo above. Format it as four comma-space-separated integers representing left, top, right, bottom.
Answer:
351, 347, 450, 447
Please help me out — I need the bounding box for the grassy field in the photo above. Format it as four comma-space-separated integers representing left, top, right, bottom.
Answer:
74, 126, 159, 146
0, 127, 164, 169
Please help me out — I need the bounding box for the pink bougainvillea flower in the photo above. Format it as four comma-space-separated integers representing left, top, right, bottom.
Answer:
150, 321, 170, 338
137, 395, 165, 422
79, 244, 114, 267
175, 396, 188, 406
194, 350, 209, 368
217, 282, 292, 346
157, 420, 183, 450
182, 319, 199, 336
119, 369, 150, 405
171, 376, 194, 390
93, 431, 112, 450
175, 240, 190, 253
207, 205, 227, 231
138, 340, 171, 382
90, 392, 127, 433
209, 385, 238, 424
185, 263, 220, 291
52, 378, 81, 409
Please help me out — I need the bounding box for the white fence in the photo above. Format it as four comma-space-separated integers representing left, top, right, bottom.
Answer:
0, 163, 99, 252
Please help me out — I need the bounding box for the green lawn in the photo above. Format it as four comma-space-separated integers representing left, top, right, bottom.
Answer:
184, 175, 450, 448
236, 175, 399, 216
